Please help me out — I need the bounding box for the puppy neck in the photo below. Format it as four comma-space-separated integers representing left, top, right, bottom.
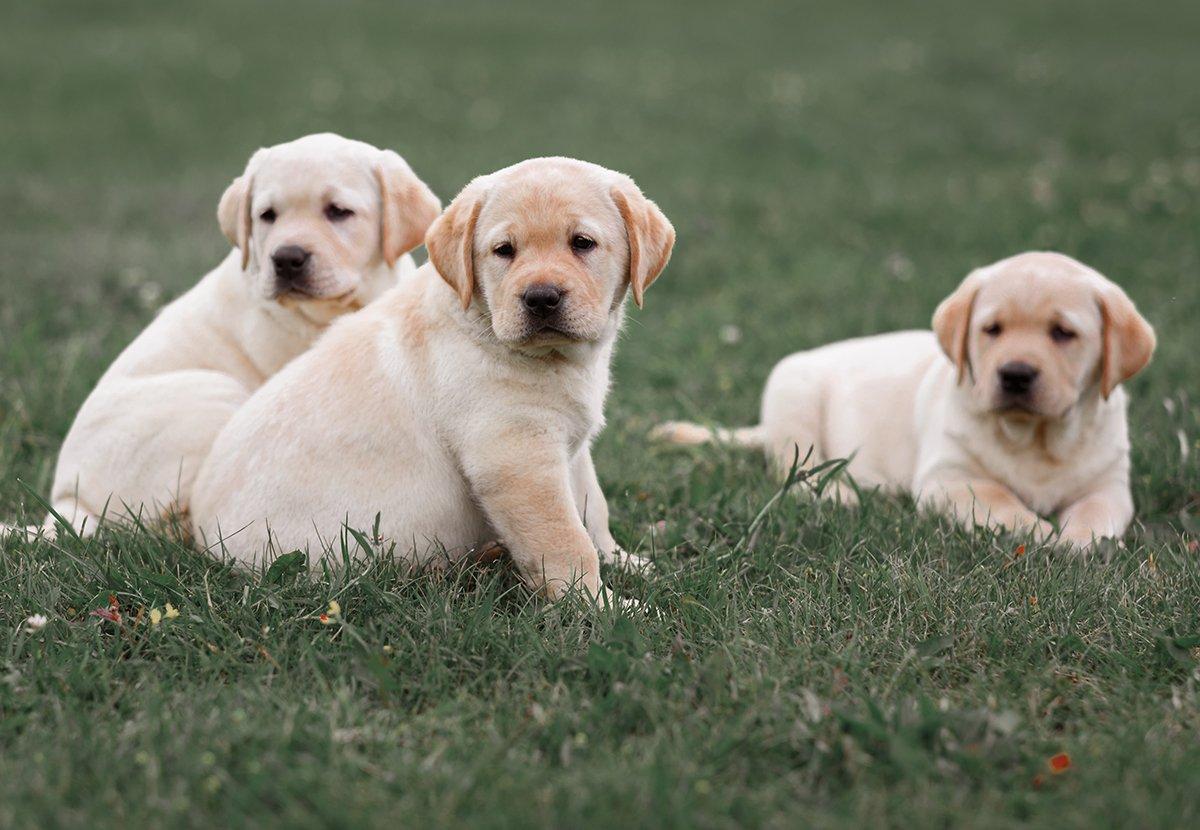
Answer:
211, 251, 329, 376
989, 384, 1103, 462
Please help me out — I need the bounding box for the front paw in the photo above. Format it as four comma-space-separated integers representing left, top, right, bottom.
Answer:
599, 546, 654, 572
1056, 525, 1111, 551
597, 587, 650, 614
997, 516, 1056, 543
1032, 518, 1058, 541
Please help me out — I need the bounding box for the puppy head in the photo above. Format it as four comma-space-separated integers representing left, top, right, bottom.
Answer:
217, 133, 439, 315
425, 157, 674, 353
933, 251, 1155, 419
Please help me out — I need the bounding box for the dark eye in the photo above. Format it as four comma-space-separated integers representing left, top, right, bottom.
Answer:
571, 234, 596, 252
325, 204, 354, 222
982, 322, 1002, 336
1050, 324, 1077, 343
259, 208, 277, 223
493, 242, 515, 259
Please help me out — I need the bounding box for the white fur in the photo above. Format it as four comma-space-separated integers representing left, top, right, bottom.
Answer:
5, 133, 436, 538
191, 158, 674, 601
655, 252, 1154, 548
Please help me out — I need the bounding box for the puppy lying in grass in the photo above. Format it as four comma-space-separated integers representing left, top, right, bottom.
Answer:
191, 157, 674, 602
655, 252, 1155, 549
3, 133, 439, 539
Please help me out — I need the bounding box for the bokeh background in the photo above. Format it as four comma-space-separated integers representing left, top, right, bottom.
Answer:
1, 1, 1198, 826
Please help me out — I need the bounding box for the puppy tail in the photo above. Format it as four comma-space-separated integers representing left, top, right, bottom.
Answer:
650, 420, 765, 449
0, 518, 57, 542
0, 522, 53, 542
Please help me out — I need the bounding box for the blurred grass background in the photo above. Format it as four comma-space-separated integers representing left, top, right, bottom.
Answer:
1, 1, 1198, 827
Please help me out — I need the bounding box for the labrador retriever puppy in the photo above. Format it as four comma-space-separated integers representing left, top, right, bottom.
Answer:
3, 133, 439, 539
190, 157, 674, 599
654, 252, 1155, 548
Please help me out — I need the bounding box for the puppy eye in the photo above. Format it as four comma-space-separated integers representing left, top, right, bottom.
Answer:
570, 234, 597, 252
325, 204, 354, 222
259, 208, 277, 223
982, 322, 1002, 336
1050, 324, 1077, 343
493, 242, 515, 259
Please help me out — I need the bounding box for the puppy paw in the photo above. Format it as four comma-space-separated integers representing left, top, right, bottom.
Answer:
599, 546, 654, 572
817, 480, 860, 508
597, 587, 649, 614
1056, 527, 1113, 552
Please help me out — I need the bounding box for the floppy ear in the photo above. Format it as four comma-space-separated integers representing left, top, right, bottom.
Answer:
611, 179, 675, 308
425, 181, 486, 310
375, 151, 441, 268
1097, 286, 1155, 399
217, 175, 253, 270
932, 269, 984, 384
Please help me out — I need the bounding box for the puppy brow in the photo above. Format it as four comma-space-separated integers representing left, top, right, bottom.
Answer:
322, 187, 362, 207
1053, 310, 1089, 330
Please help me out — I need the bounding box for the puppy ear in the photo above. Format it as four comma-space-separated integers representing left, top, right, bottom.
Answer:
611, 179, 675, 308
932, 269, 984, 384
1097, 286, 1155, 399
217, 175, 253, 270
425, 181, 485, 310
375, 151, 441, 268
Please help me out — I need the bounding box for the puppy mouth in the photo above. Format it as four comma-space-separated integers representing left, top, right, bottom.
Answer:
521, 324, 581, 345
274, 283, 357, 303
992, 395, 1070, 420
995, 396, 1037, 413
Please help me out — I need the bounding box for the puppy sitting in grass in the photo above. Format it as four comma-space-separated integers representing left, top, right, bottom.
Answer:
190, 158, 674, 601
3, 133, 439, 538
654, 252, 1155, 548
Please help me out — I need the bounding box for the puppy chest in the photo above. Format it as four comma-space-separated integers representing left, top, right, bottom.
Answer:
987, 445, 1117, 515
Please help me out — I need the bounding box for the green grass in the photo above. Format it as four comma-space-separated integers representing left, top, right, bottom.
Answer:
2, 0, 1199, 826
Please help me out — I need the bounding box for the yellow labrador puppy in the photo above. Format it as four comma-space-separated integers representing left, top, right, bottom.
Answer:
4, 133, 439, 538
190, 157, 674, 600
655, 252, 1155, 548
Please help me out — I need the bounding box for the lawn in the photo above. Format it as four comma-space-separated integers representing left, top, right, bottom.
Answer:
2, 0, 1199, 826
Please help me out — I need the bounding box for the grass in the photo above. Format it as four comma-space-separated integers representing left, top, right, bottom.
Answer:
2, 0, 1199, 826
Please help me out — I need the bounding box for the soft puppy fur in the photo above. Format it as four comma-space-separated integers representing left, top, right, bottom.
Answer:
654, 252, 1155, 548
6, 133, 439, 538
190, 157, 674, 600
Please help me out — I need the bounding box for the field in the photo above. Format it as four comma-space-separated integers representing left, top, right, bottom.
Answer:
2, 0, 1199, 826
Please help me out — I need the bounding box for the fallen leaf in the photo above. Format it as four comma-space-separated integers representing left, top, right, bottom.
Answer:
1049, 752, 1071, 773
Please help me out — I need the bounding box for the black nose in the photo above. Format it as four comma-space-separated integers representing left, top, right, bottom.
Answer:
521, 284, 563, 318
998, 361, 1040, 395
272, 245, 311, 280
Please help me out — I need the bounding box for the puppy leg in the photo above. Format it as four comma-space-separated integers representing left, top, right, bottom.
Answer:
463, 434, 602, 601
760, 378, 828, 484
920, 476, 1055, 539
53, 370, 251, 534
818, 479, 860, 507
570, 448, 650, 570
45, 499, 99, 538
1057, 479, 1133, 549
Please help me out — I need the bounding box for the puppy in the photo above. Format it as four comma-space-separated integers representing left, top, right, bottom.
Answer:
190, 157, 674, 600
654, 252, 1155, 548
4, 133, 439, 538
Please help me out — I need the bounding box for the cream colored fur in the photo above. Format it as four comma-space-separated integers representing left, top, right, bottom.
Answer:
3, 133, 438, 539
654, 252, 1155, 549
190, 157, 674, 601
